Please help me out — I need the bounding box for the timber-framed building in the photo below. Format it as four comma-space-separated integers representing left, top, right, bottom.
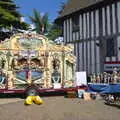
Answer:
55, 0, 120, 74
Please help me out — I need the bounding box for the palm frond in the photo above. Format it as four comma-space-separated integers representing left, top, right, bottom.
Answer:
29, 16, 36, 23
42, 13, 49, 32
29, 9, 50, 34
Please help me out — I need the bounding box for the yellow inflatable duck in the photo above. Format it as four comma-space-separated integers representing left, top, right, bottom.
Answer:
33, 96, 44, 105
25, 96, 43, 105
25, 96, 34, 105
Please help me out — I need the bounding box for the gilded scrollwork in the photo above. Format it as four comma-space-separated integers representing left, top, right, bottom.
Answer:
0, 33, 76, 89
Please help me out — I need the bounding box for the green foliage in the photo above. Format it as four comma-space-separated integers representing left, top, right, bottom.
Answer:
47, 1, 65, 41
0, 0, 29, 30
29, 9, 50, 34
47, 23, 62, 41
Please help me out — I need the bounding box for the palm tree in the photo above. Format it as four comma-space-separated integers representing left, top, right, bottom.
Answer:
29, 9, 49, 34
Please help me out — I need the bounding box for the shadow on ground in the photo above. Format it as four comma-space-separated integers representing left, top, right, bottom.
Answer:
39, 91, 65, 97
0, 92, 66, 99
0, 93, 25, 99
104, 102, 120, 109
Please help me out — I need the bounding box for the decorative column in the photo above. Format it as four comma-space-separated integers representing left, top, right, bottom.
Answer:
44, 51, 49, 88
6, 51, 12, 70
61, 46, 65, 86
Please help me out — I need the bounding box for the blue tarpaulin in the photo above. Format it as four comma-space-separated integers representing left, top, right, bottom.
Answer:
88, 83, 108, 92
88, 83, 120, 94
100, 84, 120, 94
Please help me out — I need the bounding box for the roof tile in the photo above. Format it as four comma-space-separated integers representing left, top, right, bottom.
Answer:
60, 0, 103, 17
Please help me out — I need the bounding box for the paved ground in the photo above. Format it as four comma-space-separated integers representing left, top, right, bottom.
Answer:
0, 96, 120, 120
0, 98, 23, 105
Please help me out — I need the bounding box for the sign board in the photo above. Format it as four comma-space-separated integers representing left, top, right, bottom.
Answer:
19, 50, 36, 57
76, 71, 87, 86
104, 62, 120, 71
53, 83, 61, 89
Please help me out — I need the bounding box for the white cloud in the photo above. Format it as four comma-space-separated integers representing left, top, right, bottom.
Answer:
20, 17, 25, 22
30, 24, 35, 29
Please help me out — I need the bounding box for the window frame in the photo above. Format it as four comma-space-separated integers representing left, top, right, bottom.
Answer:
106, 38, 116, 57
72, 15, 79, 32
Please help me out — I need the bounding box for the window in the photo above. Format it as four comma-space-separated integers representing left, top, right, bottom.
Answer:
72, 15, 79, 32
106, 38, 116, 57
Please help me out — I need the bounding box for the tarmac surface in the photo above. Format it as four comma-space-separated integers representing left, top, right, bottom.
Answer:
0, 96, 120, 120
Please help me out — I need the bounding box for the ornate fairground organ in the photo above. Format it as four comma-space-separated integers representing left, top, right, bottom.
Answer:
0, 33, 76, 94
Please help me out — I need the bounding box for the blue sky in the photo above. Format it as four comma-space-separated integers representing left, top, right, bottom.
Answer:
15, 0, 67, 23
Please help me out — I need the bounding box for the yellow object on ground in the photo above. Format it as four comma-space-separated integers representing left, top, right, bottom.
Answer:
33, 96, 44, 105
25, 96, 34, 105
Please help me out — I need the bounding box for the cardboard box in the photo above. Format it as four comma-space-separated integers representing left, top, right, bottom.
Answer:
65, 91, 77, 98
83, 92, 91, 100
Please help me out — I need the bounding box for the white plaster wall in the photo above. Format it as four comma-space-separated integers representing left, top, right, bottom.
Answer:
102, 7, 106, 36
96, 40, 100, 73
79, 42, 83, 71
83, 13, 86, 39
112, 3, 116, 34
87, 12, 90, 38
67, 19, 70, 42
117, 1, 120, 33
87, 41, 90, 74
95, 10, 99, 37
91, 40, 95, 73
79, 14, 82, 39
63, 20, 66, 43
83, 41, 86, 71
69, 18, 72, 42
91, 11, 94, 38
106, 5, 111, 35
